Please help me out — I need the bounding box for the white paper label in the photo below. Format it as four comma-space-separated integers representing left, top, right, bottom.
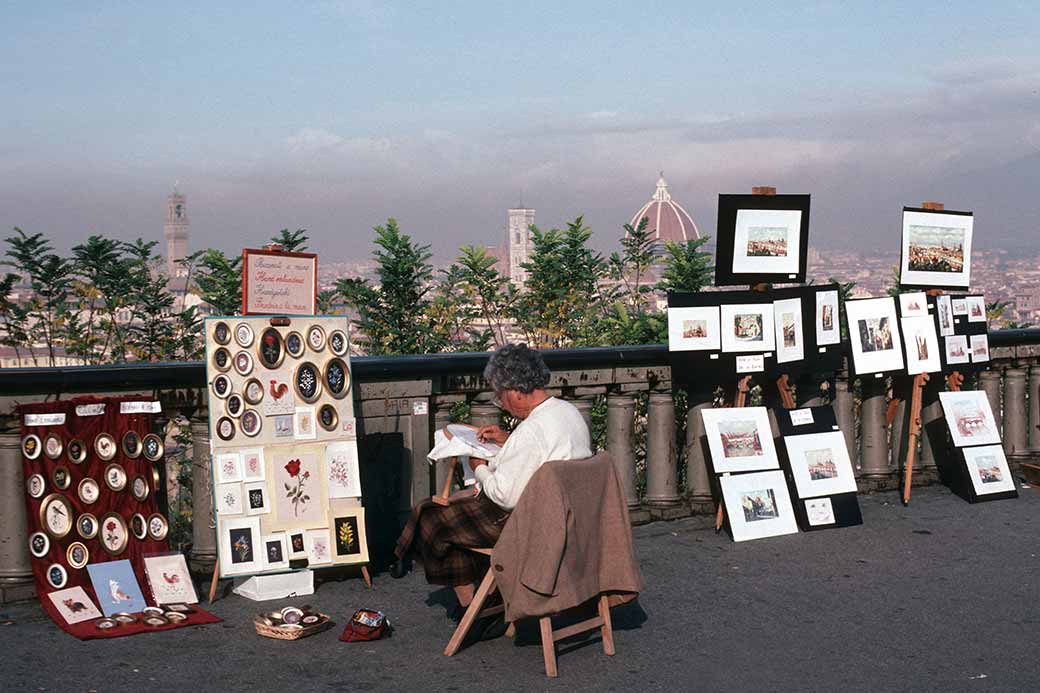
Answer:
806, 498, 835, 526
120, 401, 161, 414
412, 401, 429, 416
736, 354, 765, 373
818, 347, 827, 353
788, 274, 796, 279
24, 413, 66, 426
789, 409, 814, 426
709, 354, 719, 360
75, 403, 106, 417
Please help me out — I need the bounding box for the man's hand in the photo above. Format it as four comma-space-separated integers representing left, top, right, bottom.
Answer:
476, 425, 509, 445
468, 457, 489, 473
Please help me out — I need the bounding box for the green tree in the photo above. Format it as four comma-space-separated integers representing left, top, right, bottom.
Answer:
271, 228, 309, 252
456, 245, 515, 347
3, 228, 73, 365
192, 249, 242, 315
598, 217, 666, 345
656, 237, 714, 293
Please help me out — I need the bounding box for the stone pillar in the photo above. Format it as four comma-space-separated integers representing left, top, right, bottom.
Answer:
1003, 368, 1028, 455
979, 370, 1002, 435
606, 394, 639, 509
859, 376, 890, 479
1029, 364, 1040, 452
468, 398, 500, 429
644, 390, 681, 516
833, 365, 857, 475
189, 414, 216, 573
684, 389, 714, 513
570, 392, 596, 451
0, 433, 34, 602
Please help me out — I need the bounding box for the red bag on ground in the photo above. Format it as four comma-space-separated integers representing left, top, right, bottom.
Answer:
339, 608, 392, 642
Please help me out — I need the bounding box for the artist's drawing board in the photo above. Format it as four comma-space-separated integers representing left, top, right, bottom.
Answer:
714, 194, 812, 286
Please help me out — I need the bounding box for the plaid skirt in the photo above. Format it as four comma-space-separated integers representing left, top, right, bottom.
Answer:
394, 492, 510, 587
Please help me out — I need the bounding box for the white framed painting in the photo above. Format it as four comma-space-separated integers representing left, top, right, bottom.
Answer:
773, 297, 804, 364
214, 452, 243, 484
287, 529, 308, 560
901, 315, 941, 375
720, 470, 799, 542
262, 533, 290, 571
305, 528, 333, 566
970, 334, 990, 362
961, 444, 1016, 496
215, 482, 243, 515
966, 295, 986, 323
294, 406, 317, 440
701, 407, 779, 473
782, 431, 858, 497
939, 390, 1001, 447
732, 209, 803, 276
241, 448, 265, 481
243, 481, 270, 516
218, 516, 263, 577
47, 586, 103, 624
667, 306, 721, 352
900, 209, 973, 288
845, 297, 904, 375
952, 298, 968, 316
143, 553, 199, 605
936, 295, 955, 336
330, 503, 369, 565
815, 290, 840, 346
945, 335, 970, 365
326, 441, 362, 499
269, 449, 327, 530
720, 304, 776, 353
898, 291, 928, 318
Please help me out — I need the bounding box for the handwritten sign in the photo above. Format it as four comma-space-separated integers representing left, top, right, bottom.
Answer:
242, 249, 317, 316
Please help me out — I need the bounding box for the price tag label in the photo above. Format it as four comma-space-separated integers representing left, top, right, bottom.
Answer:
412, 400, 429, 416
736, 355, 764, 373
120, 401, 161, 414
24, 413, 66, 426
75, 403, 106, 417
789, 409, 814, 426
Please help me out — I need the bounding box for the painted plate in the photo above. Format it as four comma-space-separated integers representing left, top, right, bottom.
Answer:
39, 493, 73, 538
44, 433, 64, 460
66, 541, 89, 569
28, 531, 50, 558
234, 322, 255, 348
243, 378, 264, 405
26, 473, 46, 499
142, 433, 164, 462
104, 463, 127, 492
233, 350, 254, 376
131, 474, 149, 502
306, 325, 327, 352
212, 321, 231, 345
67, 438, 87, 464
52, 465, 71, 490
147, 513, 169, 541
294, 362, 322, 403
324, 357, 350, 399
318, 404, 338, 432
130, 513, 147, 540
94, 433, 117, 461
258, 327, 285, 369
212, 347, 231, 372
240, 409, 262, 437
329, 329, 348, 356
77, 513, 99, 540
216, 416, 236, 441
46, 563, 68, 589
284, 331, 304, 358
99, 512, 129, 555
121, 430, 143, 459
22, 434, 42, 460
78, 477, 100, 505
211, 373, 232, 399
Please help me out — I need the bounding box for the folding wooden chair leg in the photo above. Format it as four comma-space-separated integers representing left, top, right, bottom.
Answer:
444, 567, 496, 657
597, 595, 615, 656
539, 616, 558, 678
505, 622, 516, 639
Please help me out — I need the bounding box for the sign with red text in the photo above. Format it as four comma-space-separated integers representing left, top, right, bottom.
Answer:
242, 248, 318, 316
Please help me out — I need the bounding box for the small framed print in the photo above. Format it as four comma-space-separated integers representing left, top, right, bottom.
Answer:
285, 331, 305, 358
720, 303, 776, 353
324, 358, 350, 399
945, 335, 970, 365
216, 416, 236, 441
294, 362, 322, 403
307, 325, 327, 352
121, 430, 143, 459
215, 452, 243, 484
720, 470, 799, 542
67, 541, 89, 569
305, 528, 333, 566
288, 530, 308, 559
26, 473, 46, 499
294, 406, 317, 440
94, 433, 116, 461
715, 194, 811, 286
44, 433, 64, 460
667, 306, 721, 352
40, 493, 74, 538
901, 315, 941, 375
99, 512, 129, 555
234, 350, 254, 376
22, 434, 41, 460
48, 586, 102, 624
845, 297, 904, 376
782, 431, 858, 497
329, 329, 348, 356
211, 373, 232, 399
270, 450, 327, 530
77, 513, 99, 540
131, 513, 148, 540
263, 370, 294, 416
815, 289, 840, 346
147, 513, 169, 541
212, 321, 231, 345
143, 553, 197, 604
952, 297, 968, 316
131, 474, 150, 501
899, 207, 973, 289
87, 559, 147, 615
234, 322, 255, 348
331, 505, 369, 565
262, 533, 290, 571
257, 327, 285, 369
243, 481, 270, 516
29, 531, 50, 558
773, 297, 804, 364
216, 483, 244, 515
961, 444, 1016, 496
212, 347, 232, 373
700, 407, 780, 473
52, 465, 71, 490
225, 393, 244, 418
67, 438, 87, 464
46, 563, 68, 589
218, 517, 263, 577
318, 403, 339, 432
805, 498, 836, 526
939, 390, 1001, 447
966, 295, 986, 323
104, 463, 127, 492
898, 291, 928, 318
78, 477, 100, 505
970, 334, 990, 363
936, 295, 955, 336
243, 378, 264, 405
326, 441, 362, 499
241, 448, 265, 481
240, 409, 262, 437
142, 433, 164, 461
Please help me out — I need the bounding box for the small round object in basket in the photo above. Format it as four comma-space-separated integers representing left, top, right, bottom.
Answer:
52, 465, 71, 491
67, 438, 87, 464
266, 610, 284, 623
78, 477, 100, 504
104, 463, 127, 492
94, 433, 117, 461
281, 623, 304, 631
280, 606, 304, 625
121, 430, 143, 459
26, 473, 46, 499
22, 434, 42, 460
113, 612, 138, 624
301, 614, 322, 625
95, 618, 118, 630
44, 433, 64, 460
234, 322, 255, 348
164, 611, 188, 623
216, 417, 236, 441
212, 321, 231, 345
142, 433, 165, 462
257, 615, 274, 627
142, 606, 165, 618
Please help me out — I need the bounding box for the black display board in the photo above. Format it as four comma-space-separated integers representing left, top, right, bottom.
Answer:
714, 194, 811, 286
932, 446, 1019, 504
776, 405, 863, 531
898, 206, 974, 291
927, 293, 990, 377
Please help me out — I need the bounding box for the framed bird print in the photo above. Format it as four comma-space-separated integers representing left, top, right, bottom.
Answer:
87, 559, 148, 616
143, 553, 199, 605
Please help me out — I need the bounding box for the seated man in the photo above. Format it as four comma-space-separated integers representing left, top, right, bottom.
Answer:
392, 343, 592, 618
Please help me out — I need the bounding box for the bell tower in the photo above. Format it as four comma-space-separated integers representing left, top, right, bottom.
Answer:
164, 186, 189, 278
507, 206, 535, 289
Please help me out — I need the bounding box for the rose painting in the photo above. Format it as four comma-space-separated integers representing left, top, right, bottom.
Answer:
271, 451, 326, 527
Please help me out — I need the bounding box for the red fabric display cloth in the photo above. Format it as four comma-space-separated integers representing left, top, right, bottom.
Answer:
19, 396, 220, 639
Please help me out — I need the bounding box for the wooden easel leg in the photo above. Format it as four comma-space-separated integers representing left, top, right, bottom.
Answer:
444, 568, 496, 657
361, 565, 372, 588
540, 616, 558, 678
208, 562, 220, 604
715, 502, 725, 532
597, 595, 615, 656
902, 373, 929, 506
505, 622, 516, 638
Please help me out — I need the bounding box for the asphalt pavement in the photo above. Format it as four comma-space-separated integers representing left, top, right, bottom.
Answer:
2, 484, 1039, 692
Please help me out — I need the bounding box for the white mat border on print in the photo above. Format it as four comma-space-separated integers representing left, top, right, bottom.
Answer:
701, 406, 780, 474
720, 470, 799, 542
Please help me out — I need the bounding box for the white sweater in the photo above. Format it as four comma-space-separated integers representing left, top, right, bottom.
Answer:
474, 397, 592, 511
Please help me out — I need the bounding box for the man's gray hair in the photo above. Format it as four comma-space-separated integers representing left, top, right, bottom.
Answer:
483, 343, 551, 394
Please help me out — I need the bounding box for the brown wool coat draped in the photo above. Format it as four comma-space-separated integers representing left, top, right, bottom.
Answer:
491, 453, 643, 622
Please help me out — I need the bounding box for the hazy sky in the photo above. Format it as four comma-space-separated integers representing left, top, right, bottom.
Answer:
3, 1, 1039, 262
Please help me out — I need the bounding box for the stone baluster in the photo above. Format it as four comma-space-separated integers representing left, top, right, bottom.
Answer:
979, 370, 1002, 435
833, 364, 857, 474
1003, 367, 1028, 455
468, 396, 500, 429
859, 376, 890, 479
1029, 364, 1040, 452
189, 409, 216, 574
684, 389, 714, 514
606, 393, 639, 510
0, 432, 34, 602
570, 389, 599, 451
644, 389, 682, 518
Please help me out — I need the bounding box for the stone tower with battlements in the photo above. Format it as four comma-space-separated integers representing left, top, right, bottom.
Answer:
164, 188, 189, 278
507, 207, 535, 289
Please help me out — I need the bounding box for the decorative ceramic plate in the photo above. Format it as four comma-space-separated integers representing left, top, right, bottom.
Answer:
44, 433, 64, 460
39, 493, 74, 538
95, 617, 119, 630
212, 321, 231, 345
22, 434, 41, 460
329, 329, 348, 356
130, 513, 147, 540
26, 473, 46, 499
258, 327, 285, 369
77, 513, 99, 540
121, 430, 143, 459
113, 612, 137, 624
66, 541, 89, 569
280, 606, 304, 624
52, 465, 71, 491
306, 325, 326, 352
284, 331, 304, 358
28, 531, 50, 558
94, 433, 117, 461
294, 362, 322, 403
240, 409, 262, 437
142, 433, 164, 462
67, 438, 87, 464
211, 373, 232, 399
243, 378, 264, 405
99, 513, 129, 555
225, 393, 244, 418
212, 347, 231, 372
104, 463, 127, 492
78, 477, 100, 505
318, 404, 338, 432
144, 615, 169, 627
46, 564, 68, 589
216, 416, 236, 441
131, 475, 149, 502
324, 357, 350, 399
235, 322, 255, 348
142, 606, 165, 618
147, 513, 169, 541
234, 350, 254, 376
164, 611, 187, 623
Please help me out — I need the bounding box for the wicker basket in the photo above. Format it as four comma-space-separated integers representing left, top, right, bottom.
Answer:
253, 613, 334, 640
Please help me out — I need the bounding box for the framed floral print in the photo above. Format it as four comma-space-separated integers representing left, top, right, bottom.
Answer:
269, 449, 327, 530
218, 517, 263, 577
330, 504, 368, 566
326, 441, 362, 499
305, 528, 333, 566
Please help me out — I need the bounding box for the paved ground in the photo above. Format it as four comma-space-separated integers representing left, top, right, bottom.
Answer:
3, 485, 1039, 692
